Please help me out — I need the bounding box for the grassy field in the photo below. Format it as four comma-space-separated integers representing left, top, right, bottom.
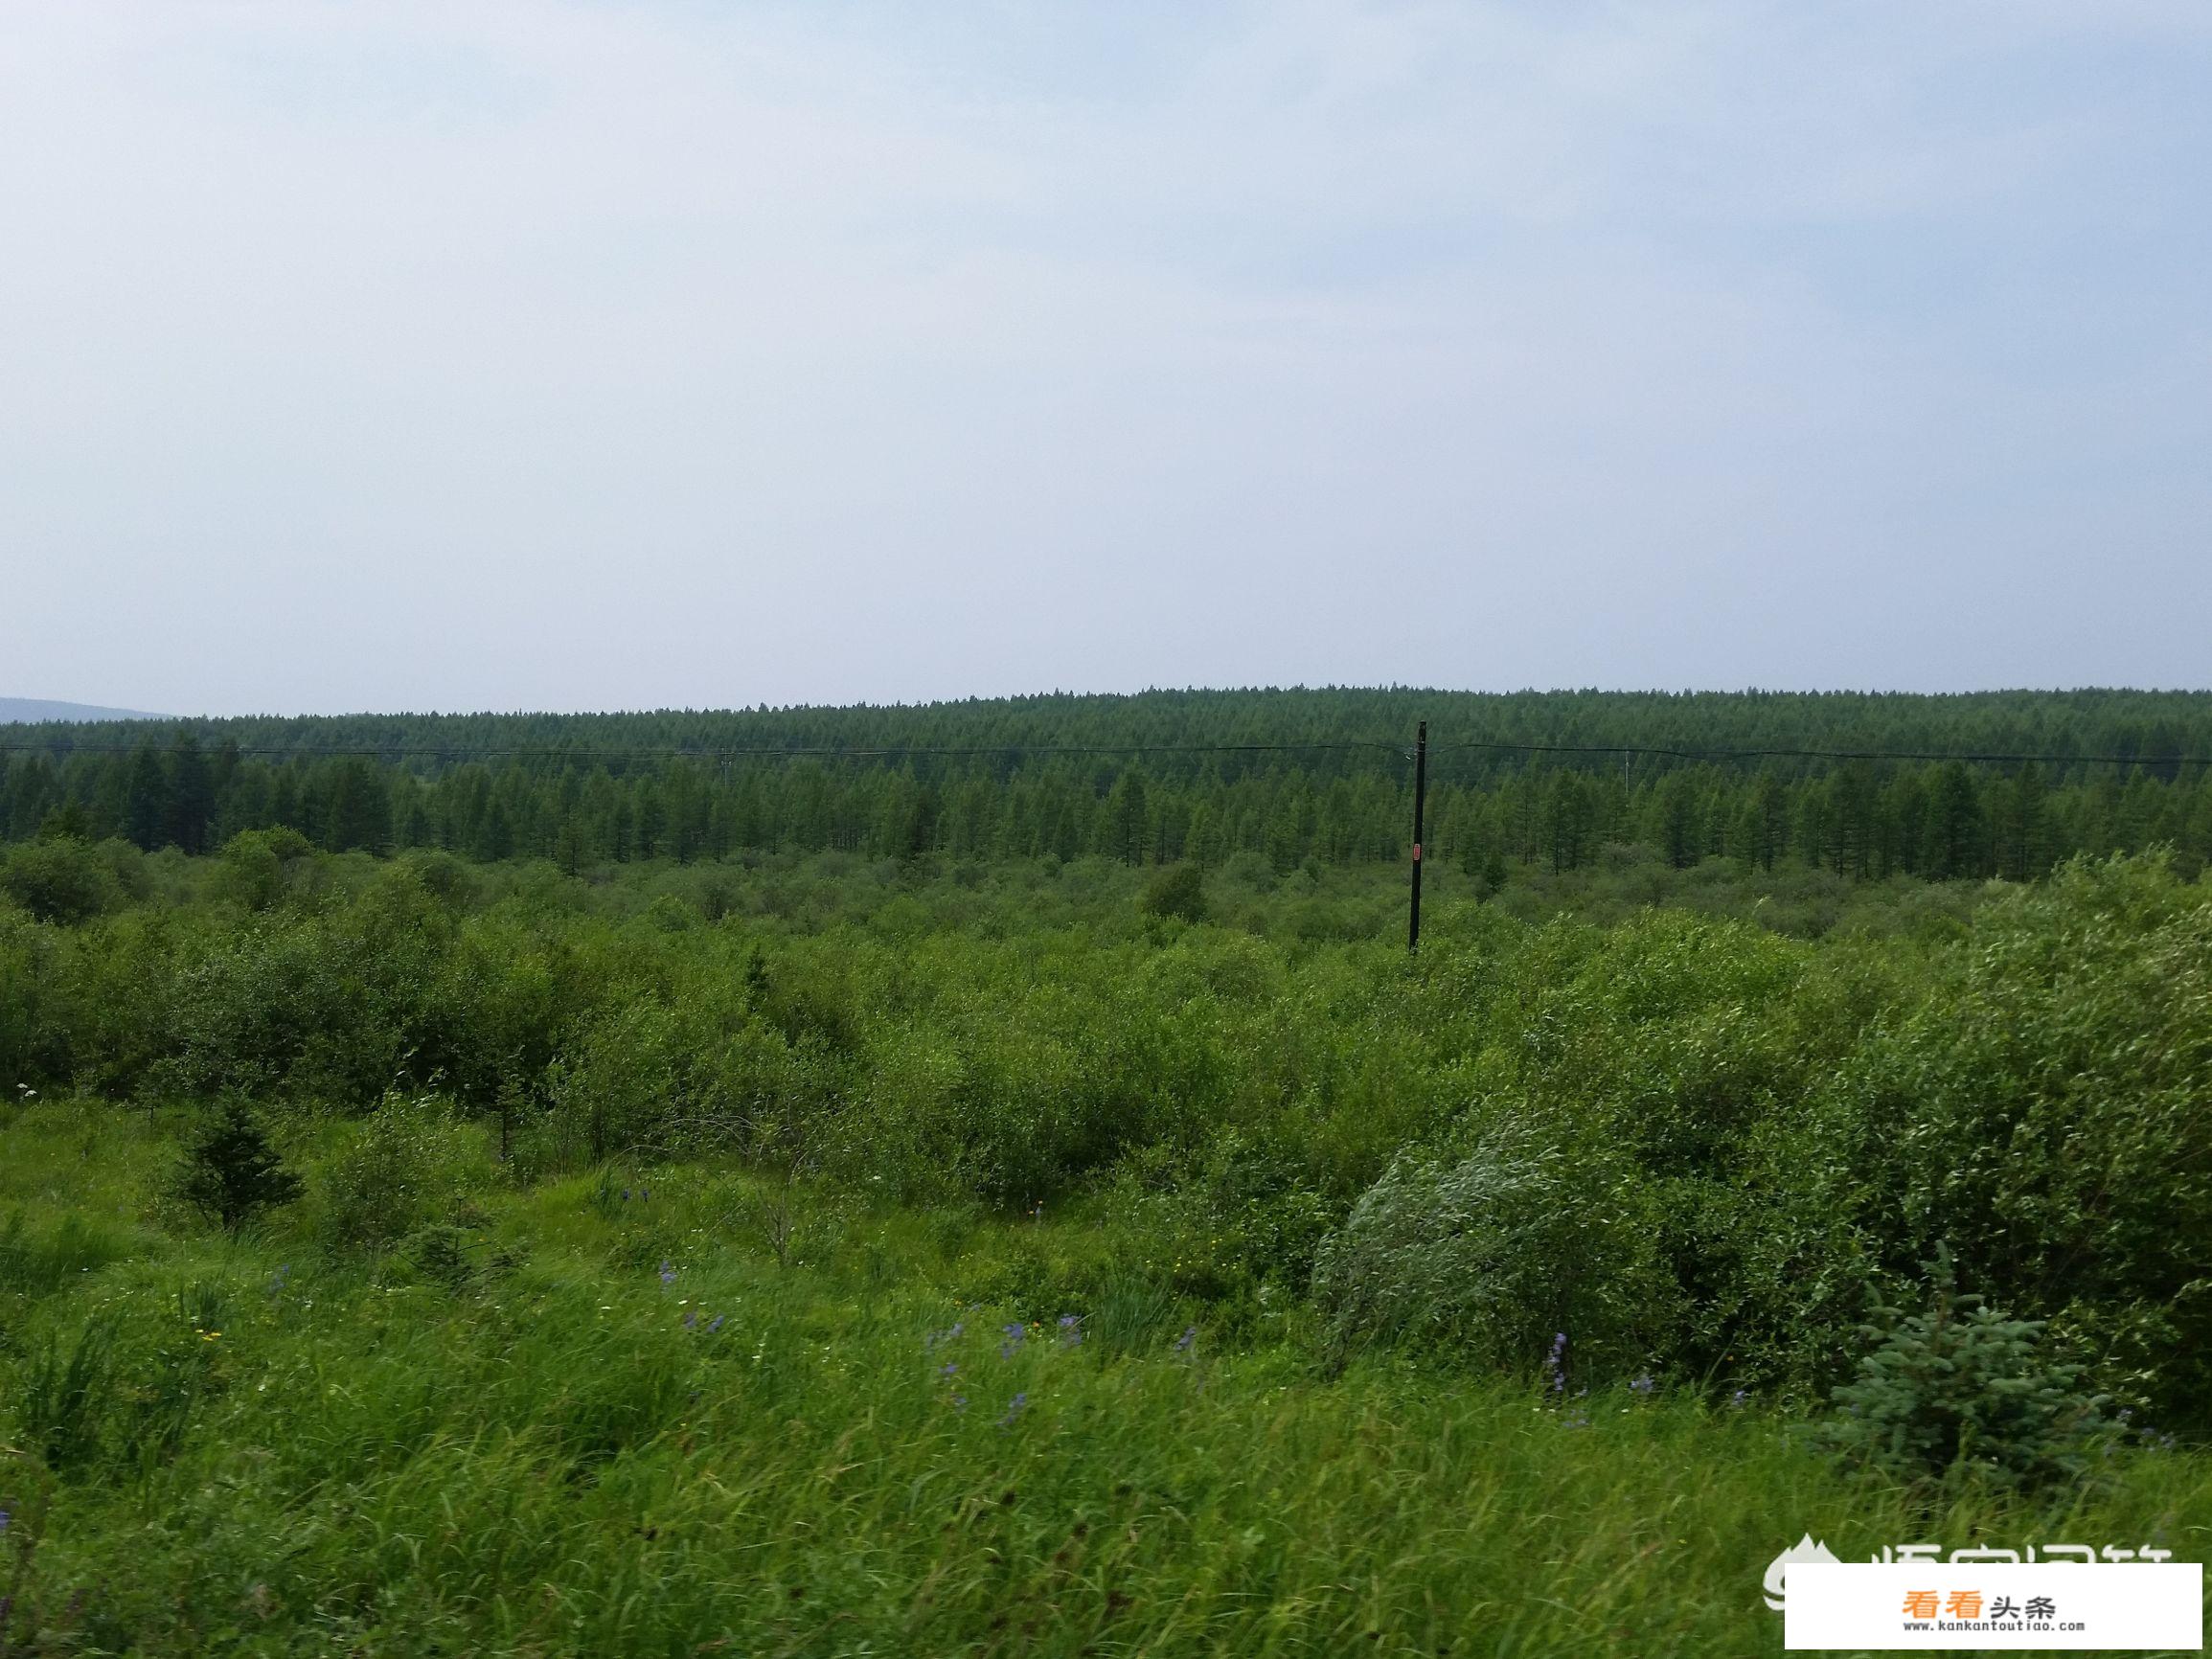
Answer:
4, 1103, 2205, 1658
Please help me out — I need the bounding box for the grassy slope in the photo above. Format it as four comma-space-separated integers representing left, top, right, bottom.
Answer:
3, 1107, 2204, 1658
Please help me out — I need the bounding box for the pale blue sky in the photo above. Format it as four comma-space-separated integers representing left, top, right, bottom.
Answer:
3, 2, 2207, 715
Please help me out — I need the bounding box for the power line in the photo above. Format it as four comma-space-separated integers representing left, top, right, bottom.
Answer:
1434, 740, 2212, 767
0, 738, 1406, 760
0, 735, 2205, 767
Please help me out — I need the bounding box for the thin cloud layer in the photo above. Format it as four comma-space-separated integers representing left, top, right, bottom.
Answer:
2, 2, 2206, 712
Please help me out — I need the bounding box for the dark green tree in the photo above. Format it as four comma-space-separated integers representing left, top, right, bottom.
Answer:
165, 731, 216, 855
175, 1099, 304, 1232
472, 798, 515, 862
1653, 773, 1700, 869
321, 759, 394, 853
1099, 770, 1150, 864
1540, 771, 1599, 873
1922, 761, 1985, 880
123, 741, 169, 851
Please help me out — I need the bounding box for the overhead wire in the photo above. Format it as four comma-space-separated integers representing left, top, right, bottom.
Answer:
0, 735, 2204, 767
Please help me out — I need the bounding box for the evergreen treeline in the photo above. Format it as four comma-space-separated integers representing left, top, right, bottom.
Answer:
7, 688, 2211, 879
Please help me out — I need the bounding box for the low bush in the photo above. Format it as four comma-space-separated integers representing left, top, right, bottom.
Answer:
0, 836, 125, 926
1311, 1123, 1672, 1380
0, 849, 2205, 1424
1138, 863, 1207, 925
313, 1096, 484, 1256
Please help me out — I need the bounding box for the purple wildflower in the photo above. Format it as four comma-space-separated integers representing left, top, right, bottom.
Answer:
1630, 1374, 1654, 1397
1728, 1389, 1748, 1409
659, 1260, 676, 1288
707, 1315, 724, 1334
1174, 1325, 1197, 1356
622, 1189, 630, 1201
952, 1394, 968, 1411
0, 1509, 10, 1534
999, 1322, 1026, 1358
683, 1311, 697, 1329
999, 1392, 1029, 1428
1058, 1314, 1083, 1347
1539, 1335, 1575, 1398
941, 1362, 958, 1377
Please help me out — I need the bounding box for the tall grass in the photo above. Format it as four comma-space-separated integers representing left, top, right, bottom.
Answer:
2, 1108, 2204, 1657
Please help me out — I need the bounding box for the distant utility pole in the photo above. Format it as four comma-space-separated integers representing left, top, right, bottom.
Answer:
1408, 719, 1427, 953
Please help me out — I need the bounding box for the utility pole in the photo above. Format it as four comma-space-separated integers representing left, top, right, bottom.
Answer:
1408, 719, 1427, 953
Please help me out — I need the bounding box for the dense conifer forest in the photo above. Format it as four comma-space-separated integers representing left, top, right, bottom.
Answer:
9, 688, 2212, 880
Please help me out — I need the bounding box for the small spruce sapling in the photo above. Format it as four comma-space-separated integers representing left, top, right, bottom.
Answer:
1824, 1246, 2109, 1490
176, 1098, 304, 1233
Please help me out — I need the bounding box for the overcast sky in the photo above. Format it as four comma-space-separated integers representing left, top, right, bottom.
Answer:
3, 2, 2207, 715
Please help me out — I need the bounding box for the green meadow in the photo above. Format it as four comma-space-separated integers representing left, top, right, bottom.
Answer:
3, 835, 2208, 1654
5, 1109, 2205, 1658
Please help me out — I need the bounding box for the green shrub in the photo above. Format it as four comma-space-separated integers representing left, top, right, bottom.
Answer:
1139, 863, 1208, 925
1816, 855, 2212, 1423
0, 909, 62, 1097
536, 1002, 688, 1169
1110, 1130, 1337, 1328
314, 1096, 480, 1256
400, 1222, 482, 1290
205, 828, 313, 912
1824, 1250, 2110, 1490
0, 836, 121, 925
154, 901, 434, 1102
1311, 1123, 1670, 1378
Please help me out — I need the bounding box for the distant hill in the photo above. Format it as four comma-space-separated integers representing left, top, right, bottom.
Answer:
0, 697, 169, 725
